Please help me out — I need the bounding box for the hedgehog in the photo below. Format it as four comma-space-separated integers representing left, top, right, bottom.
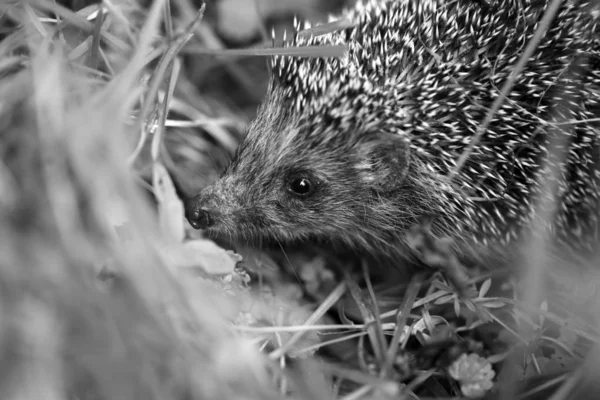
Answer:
185, 0, 600, 267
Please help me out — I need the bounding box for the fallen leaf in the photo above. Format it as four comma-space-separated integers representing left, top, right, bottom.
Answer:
162, 239, 238, 275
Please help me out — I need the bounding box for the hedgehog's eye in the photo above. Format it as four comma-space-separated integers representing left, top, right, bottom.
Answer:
287, 175, 316, 198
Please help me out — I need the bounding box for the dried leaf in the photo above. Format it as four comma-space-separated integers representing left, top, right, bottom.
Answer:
164, 239, 239, 275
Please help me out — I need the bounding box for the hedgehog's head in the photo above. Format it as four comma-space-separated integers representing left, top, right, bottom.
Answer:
185, 9, 431, 252
185, 76, 421, 252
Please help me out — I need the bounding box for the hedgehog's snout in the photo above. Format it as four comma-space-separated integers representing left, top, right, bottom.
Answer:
185, 191, 221, 230
185, 203, 214, 229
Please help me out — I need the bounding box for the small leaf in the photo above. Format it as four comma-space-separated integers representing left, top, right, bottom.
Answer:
434, 294, 454, 305
412, 315, 449, 336
481, 301, 506, 309
454, 296, 461, 317
486, 351, 510, 364
478, 278, 492, 298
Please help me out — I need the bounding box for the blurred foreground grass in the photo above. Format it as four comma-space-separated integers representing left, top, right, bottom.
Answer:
1, 1, 600, 399
0, 1, 286, 399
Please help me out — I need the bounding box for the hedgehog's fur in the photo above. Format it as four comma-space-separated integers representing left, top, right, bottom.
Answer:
186, 0, 600, 264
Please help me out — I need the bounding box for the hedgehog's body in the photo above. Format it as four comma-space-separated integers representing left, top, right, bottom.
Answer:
187, 0, 600, 264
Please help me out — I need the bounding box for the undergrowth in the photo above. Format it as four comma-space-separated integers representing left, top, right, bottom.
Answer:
0, 0, 599, 399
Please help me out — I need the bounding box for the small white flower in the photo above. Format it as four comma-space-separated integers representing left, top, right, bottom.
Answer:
448, 353, 495, 398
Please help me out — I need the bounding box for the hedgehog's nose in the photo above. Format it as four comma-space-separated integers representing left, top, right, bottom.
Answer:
185, 195, 218, 230
186, 208, 213, 230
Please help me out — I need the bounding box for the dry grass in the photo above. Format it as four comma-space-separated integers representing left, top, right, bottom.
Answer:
1, 0, 600, 399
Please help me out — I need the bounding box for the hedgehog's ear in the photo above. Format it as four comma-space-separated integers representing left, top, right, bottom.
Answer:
355, 133, 410, 193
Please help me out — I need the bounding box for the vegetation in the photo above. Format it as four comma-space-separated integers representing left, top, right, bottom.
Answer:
0, 0, 598, 399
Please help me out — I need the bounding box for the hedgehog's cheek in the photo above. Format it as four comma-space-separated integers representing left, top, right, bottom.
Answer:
355, 133, 410, 193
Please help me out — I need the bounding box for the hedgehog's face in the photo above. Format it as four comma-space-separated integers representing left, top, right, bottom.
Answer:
185, 117, 412, 251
